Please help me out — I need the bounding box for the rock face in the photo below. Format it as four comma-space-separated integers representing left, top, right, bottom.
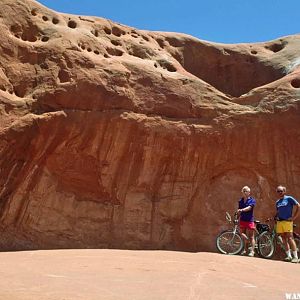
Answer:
1, 0, 300, 251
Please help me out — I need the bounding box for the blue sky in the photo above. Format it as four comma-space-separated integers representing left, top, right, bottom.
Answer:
38, 0, 300, 44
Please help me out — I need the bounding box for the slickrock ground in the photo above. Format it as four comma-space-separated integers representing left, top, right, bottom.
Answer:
0, 250, 299, 300
1, 0, 300, 252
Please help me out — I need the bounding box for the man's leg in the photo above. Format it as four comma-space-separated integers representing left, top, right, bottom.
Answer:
282, 232, 290, 250
240, 227, 248, 253
286, 232, 298, 263
248, 229, 255, 256
281, 233, 292, 261
277, 221, 292, 261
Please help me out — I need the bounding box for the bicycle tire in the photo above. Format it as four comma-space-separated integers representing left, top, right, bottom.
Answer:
216, 230, 244, 255
257, 231, 275, 259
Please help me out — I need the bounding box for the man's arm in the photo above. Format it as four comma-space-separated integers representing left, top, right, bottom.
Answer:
237, 205, 252, 213
292, 203, 300, 221
238, 198, 255, 213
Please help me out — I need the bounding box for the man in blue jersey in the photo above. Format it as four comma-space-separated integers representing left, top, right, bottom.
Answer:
275, 185, 300, 263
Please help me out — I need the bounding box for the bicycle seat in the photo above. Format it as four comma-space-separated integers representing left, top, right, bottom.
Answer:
254, 220, 260, 224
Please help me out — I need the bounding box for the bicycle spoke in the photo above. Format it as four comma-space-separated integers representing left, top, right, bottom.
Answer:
257, 232, 274, 258
216, 231, 243, 255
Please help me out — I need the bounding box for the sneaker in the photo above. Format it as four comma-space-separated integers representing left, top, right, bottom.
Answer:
248, 251, 255, 257
284, 256, 292, 262
291, 257, 299, 263
240, 250, 246, 256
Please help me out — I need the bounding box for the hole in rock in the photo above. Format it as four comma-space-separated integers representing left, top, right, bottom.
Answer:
158, 60, 177, 72
104, 53, 109, 58
265, 42, 286, 53
127, 44, 154, 60
291, 78, 300, 88
14, 82, 27, 98
129, 50, 146, 59
112, 26, 125, 37
41, 36, 49, 42
52, 18, 59, 25
87, 48, 92, 52
106, 48, 123, 56
40, 62, 49, 69
14, 91, 21, 97
166, 65, 177, 72
11, 24, 40, 43
103, 27, 111, 35
10, 24, 21, 35
94, 50, 100, 55
92, 30, 99, 37
180, 43, 287, 97
156, 38, 165, 48
251, 50, 257, 55
141, 35, 149, 41
31, 9, 37, 16
111, 39, 122, 46
42, 16, 49, 21
21, 34, 37, 42
68, 20, 77, 29
58, 69, 71, 83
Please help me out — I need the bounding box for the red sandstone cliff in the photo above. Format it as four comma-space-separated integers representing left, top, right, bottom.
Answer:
1, 0, 300, 251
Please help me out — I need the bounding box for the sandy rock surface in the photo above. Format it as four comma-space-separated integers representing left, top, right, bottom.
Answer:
0, 250, 299, 300
1, 0, 300, 251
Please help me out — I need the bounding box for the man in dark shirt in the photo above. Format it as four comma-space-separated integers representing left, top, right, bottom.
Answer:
237, 186, 256, 257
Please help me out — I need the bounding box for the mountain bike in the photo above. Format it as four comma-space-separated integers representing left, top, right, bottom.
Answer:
216, 212, 269, 255
257, 219, 300, 259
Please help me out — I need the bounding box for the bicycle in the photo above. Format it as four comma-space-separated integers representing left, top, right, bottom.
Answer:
216, 212, 243, 255
257, 219, 300, 259
216, 211, 269, 255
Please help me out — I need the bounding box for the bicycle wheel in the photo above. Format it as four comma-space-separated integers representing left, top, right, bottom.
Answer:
216, 230, 244, 255
257, 231, 275, 258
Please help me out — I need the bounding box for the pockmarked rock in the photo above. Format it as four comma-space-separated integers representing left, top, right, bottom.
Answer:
1, 0, 300, 251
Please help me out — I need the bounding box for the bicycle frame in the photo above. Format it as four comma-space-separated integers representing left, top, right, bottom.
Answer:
226, 212, 240, 234
226, 212, 261, 245
216, 212, 244, 255
268, 226, 284, 253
